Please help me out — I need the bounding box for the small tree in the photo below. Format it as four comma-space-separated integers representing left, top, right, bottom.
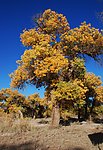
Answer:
51, 79, 87, 120
83, 73, 102, 121
94, 86, 103, 119
0, 88, 26, 118
25, 93, 46, 118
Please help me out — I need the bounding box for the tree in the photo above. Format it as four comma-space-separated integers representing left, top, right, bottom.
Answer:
0, 88, 26, 118
51, 79, 87, 120
0, 88, 47, 119
83, 73, 102, 121
10, 9, 103, 127
25, 93, 46, 118
94, 86, 103, 118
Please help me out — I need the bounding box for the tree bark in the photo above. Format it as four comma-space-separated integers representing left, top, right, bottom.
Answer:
78, 108, 81, 122
16, 110, 23, 119
84, 103, 88, 120
89, 114, 92, 123
89, 99, 95, 123
51, 103, 60, 127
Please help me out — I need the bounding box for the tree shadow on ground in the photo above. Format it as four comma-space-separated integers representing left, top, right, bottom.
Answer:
64, 147, 85, 150
93, 118, 103, 124
0, 141, 88, 150
0, 141, 47, 150
60, 117, 103, 126
60, 117, 79, 126
88, 132, 103, 150
71, 147, 85, 150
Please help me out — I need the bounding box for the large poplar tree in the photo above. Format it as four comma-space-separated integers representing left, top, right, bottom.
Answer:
10, 9, 103, 126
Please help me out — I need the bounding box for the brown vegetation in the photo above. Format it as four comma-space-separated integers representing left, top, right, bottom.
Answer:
0, 112, 103, 150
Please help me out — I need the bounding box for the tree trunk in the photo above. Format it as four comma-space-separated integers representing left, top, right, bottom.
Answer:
51, 103, 60, 127
89, 114, 92, 123
89, 99, 95, 123
84, 95, 90, 120
84, 101, 88, 120
17, 110, 23, 119
78, 108, 81, 122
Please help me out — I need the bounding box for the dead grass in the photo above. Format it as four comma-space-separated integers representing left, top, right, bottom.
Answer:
0, 112, 103, 150
0, 112, 35, 134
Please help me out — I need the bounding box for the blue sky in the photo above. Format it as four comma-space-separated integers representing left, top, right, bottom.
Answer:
0, 0, 103, 98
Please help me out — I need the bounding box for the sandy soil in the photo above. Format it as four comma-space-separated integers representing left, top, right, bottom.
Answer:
0, 118, 103, 150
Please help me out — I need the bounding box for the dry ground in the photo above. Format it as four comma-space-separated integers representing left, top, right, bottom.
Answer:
0, 117, 103, 150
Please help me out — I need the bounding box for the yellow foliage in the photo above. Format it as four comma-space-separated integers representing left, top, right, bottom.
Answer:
0, 88, 26, 113
84, 72, 102, 90
61, 22, 103, 57
10, 10, 103, 90
51, 80, 88, 105
95, 86, 103, 102
37, 9, 70, 36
